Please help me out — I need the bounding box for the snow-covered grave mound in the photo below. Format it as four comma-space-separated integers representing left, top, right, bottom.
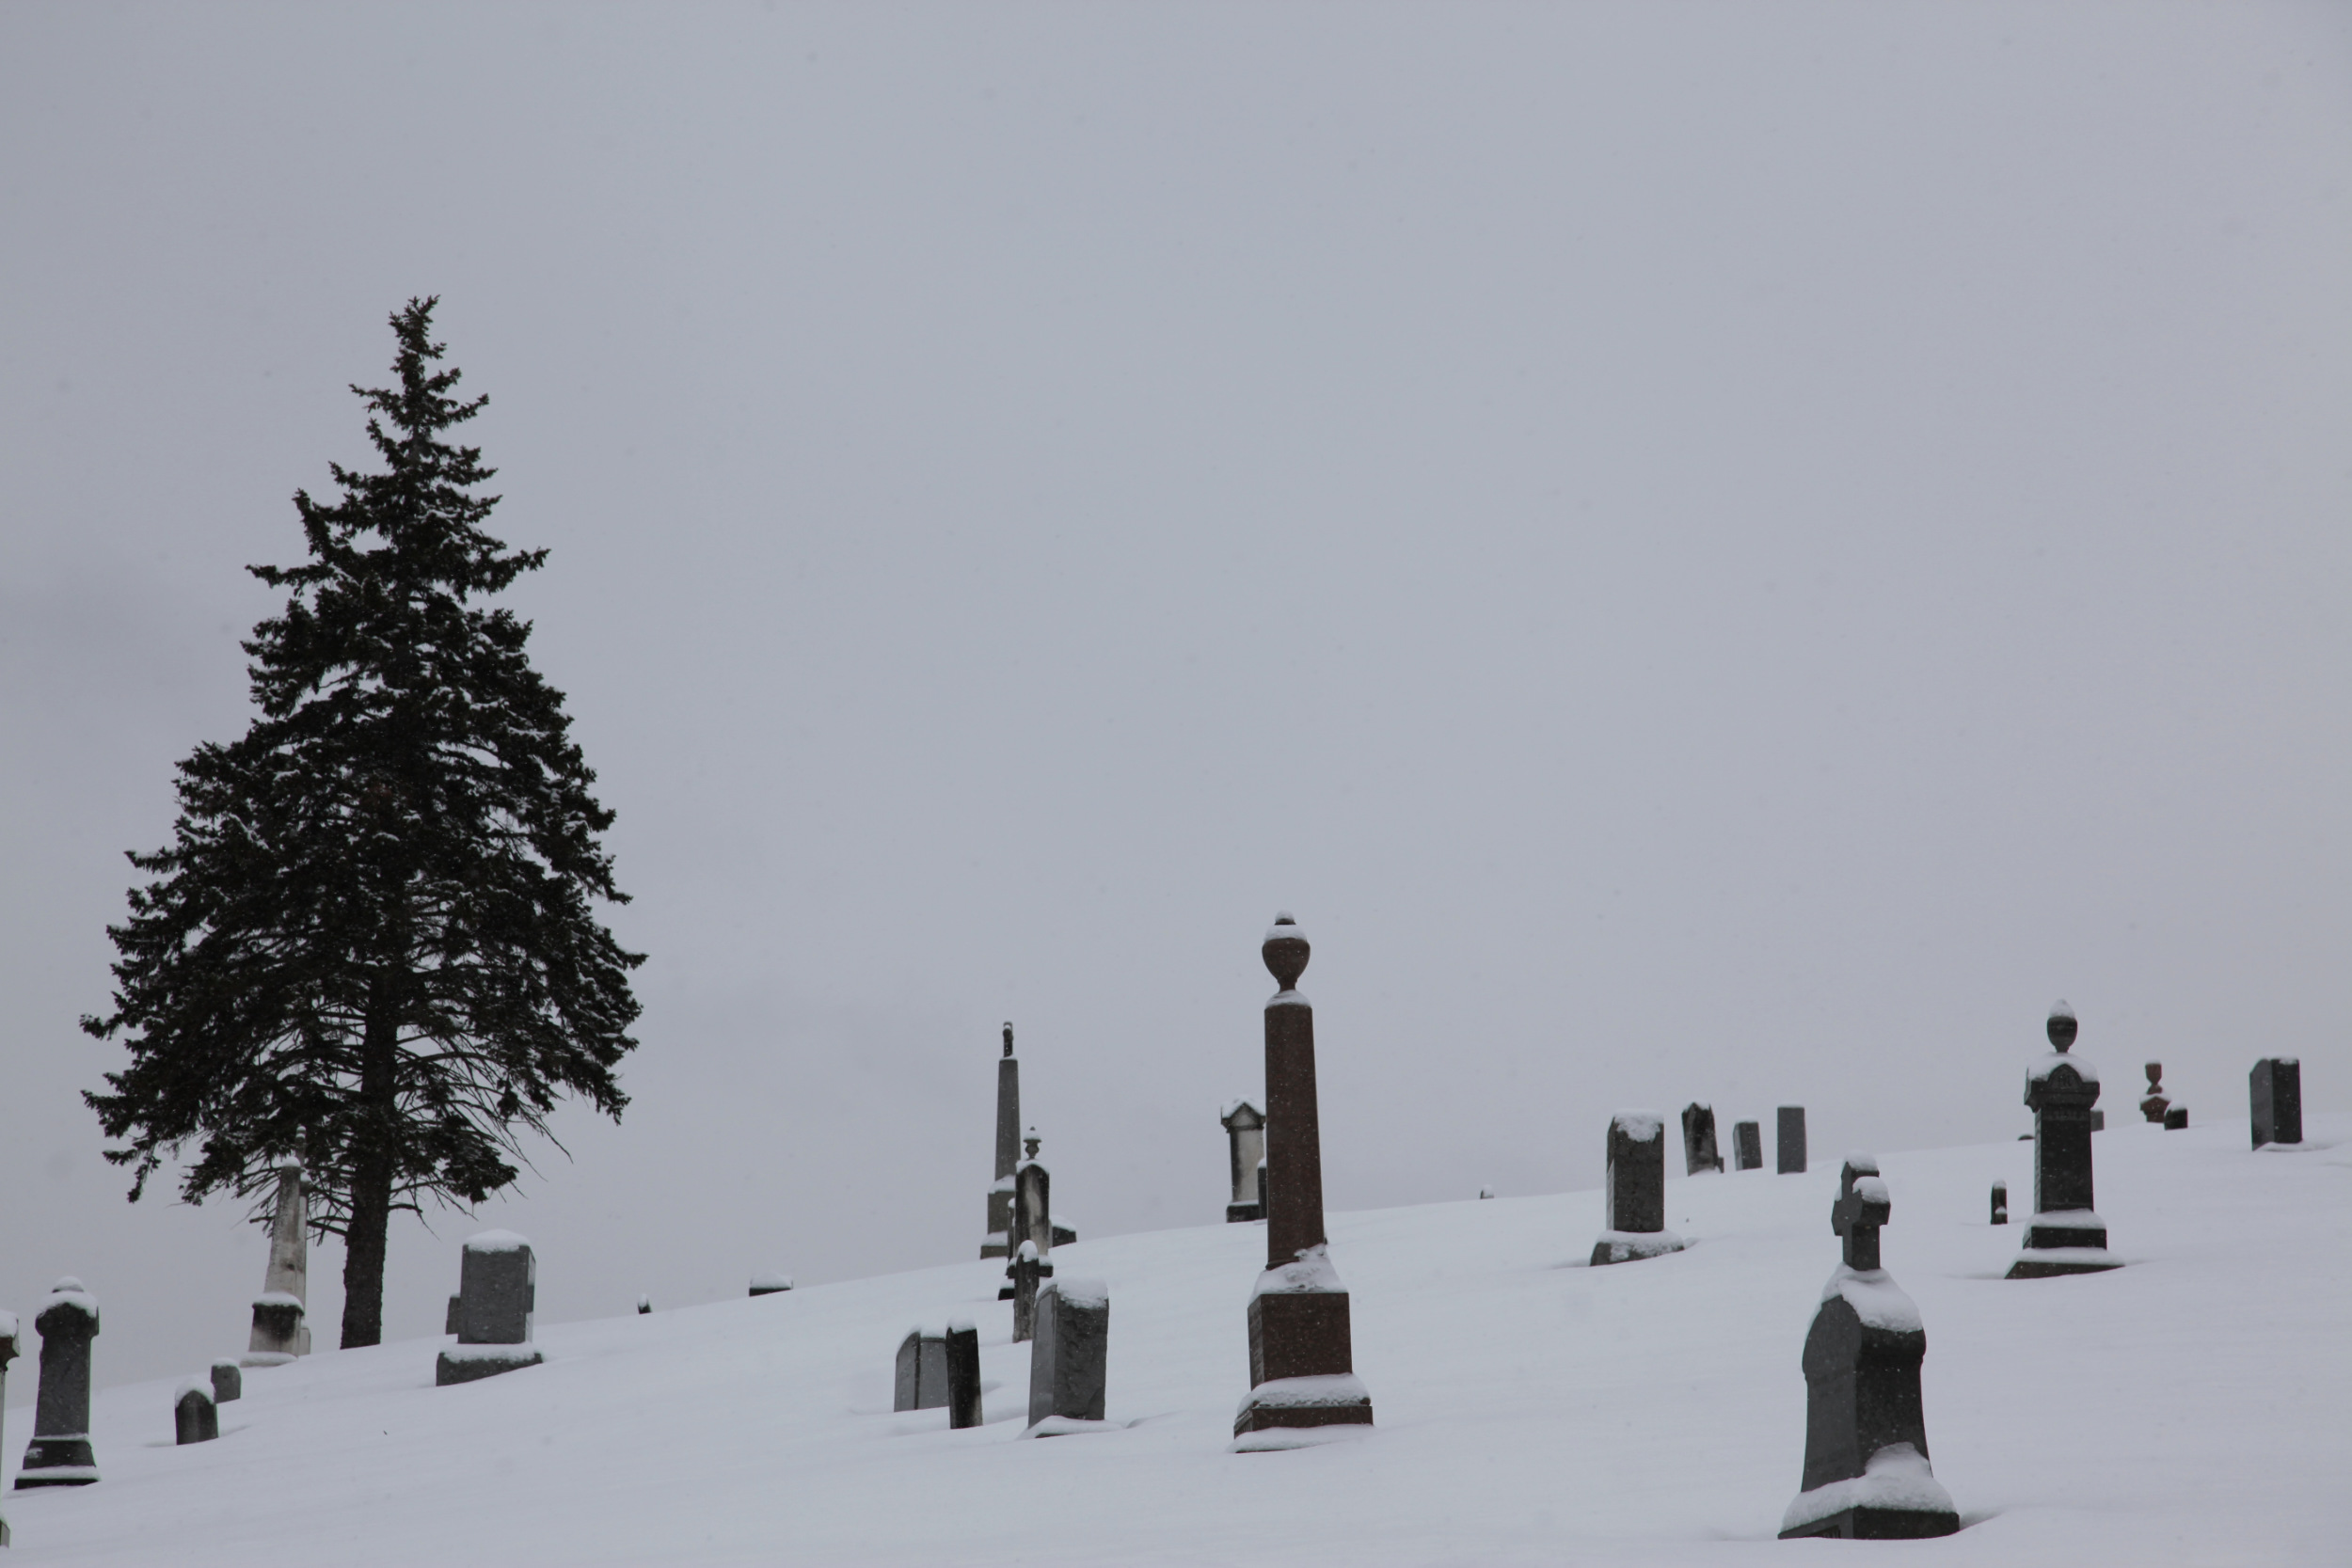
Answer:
7, 1117, 2346, 1565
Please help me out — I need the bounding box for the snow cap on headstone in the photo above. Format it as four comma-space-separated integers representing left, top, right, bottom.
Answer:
463, 1228, 531, 1253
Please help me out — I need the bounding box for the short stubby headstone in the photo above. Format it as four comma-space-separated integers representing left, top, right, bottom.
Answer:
748, 1272, 793, 1297
210, 1359, 242, 1403
2139, 1062, 2169, 1125
1777, 1106, 1808, 1174
1990, 1180, 2008, 1225
1780, 1157, 1959, 1541
2008, 1003, 2122, 1279
17, 1278, 100, 1488
1221, 1100, 1267, 1223
1681, 1102, 1725, 1175
893, 1330, 949, 1411
2249, 1057, 2302, 1148
944, 1320, 983, 1430
1026, 1277, 1109, 1433
1591, 1111, 1686, 1265
435, 1231, 544, 1386
174, 1383, 219, 1445
2165, 1105, 2187, 1131
1733, 1120, 1763, 1171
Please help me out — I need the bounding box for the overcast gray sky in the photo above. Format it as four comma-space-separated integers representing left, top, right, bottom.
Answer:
4, 2, 2346, 1395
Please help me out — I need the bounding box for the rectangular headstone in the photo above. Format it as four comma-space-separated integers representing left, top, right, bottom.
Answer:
1603, 1112, 1666, 1233
2164, 1105, 2187, 1131
1733, 1120, 1763, 1171
2249, 1057, 2301, 1148
1027, 1277, 1109, 1428
944, 1321, 983, 1430
918, 1333, 947, 1410
1680, 1102, 1724, 1175
1777, 1106, 1808, 1174
435, 1231, 544, 1386
210, 1359, 241, 1403
893, 1331, 922, 1412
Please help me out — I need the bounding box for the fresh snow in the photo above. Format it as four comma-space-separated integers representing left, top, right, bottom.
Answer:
1779, 1441, 1955, 1532
462, 1229, 531, 1253
1249, 1243, 1346, 1299
1, 1117, 2346, 1564
2027, 1052, 2100, 1085
1612, 1110, 1664, 1141
1819, 1265, 1923, 1334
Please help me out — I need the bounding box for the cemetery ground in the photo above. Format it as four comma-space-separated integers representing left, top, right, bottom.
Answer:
6, 1116, 2345, 1565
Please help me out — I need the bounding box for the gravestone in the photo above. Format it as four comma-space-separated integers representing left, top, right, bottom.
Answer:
2165, 1106, 2187, 1131
1779, 1156, 1959, 1540
1013, 1137, 1054, 1260
1002, 1240, 1052, 1342
982, 1022, 1022, 1258
944, 1320, 983, 1430
1990, 1180, 2008, 1225
210, 1359, 242, 1403
2249, 1058, 2302, 1148
1234, 913, 1375, 1446
2008, 1003, 2122, 1278
1026, 1276, 1109, 1433
1222, 1100, 1267, 1222
435, 1231, 544, 1386
0, 1309, 17, 1540
1733, 1120, 1763, 1171
1777, 1106, 1808, 1174
748, 1272, 793, 1297
17, 1278, 99, 1488
2138, 1063, 2169, 1124
893, 1330, 950, 1412
1591, 1111, 1685, 1265
1681, 1102, 1725, 1175
243, 1162, 311, 1366
174, 1382, 219, 1445
444, 1294, 462, 1335
637, 1295, 651, 1315
1478, 1186, 1495, 1199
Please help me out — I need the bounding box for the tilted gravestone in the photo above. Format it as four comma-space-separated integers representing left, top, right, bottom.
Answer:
210, 1359, 242, 1403
1733, 1120, 1763, 1171
2249, 1058, 2302, 1148
1221, 1100, 1267, 1222
1002, 1241, 1051, 1343
1026, 1277, 1109, 1433
1591, 1111, 1685, 1265
1777, 1106, 1809, 1174
435, 1231, 545, 1386
243, 1162, 311, 1365
1681, 1103, 1724, 1175
174, 1382, 219, 1445
1990, 1180, 2008, 1225
944, 1320, 983, 1430
17, 1278, 99, 1488
1233, 913, 1375, 1447
1779, 1156, 1958, 1540
2008, 1003, 2121, 1279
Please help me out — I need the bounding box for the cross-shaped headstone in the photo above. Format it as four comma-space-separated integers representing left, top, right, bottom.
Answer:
1831, 1156, 1889, 1272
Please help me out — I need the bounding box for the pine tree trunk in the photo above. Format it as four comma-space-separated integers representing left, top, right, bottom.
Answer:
339, 998, 401, 1349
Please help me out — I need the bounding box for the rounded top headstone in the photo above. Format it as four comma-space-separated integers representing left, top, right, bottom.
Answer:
2046, 1001, 2077, 1052
1263, 911, 1311, 990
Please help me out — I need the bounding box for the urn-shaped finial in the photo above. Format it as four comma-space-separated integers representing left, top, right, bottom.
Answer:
1263, 911, 1310, 990
2046, 1001, 2077, 1053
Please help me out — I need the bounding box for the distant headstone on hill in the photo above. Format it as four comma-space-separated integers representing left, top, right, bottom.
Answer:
1221, 1099, 1266, 1222
1733, 1120, 1763, 1171
175, 1382, 219, 1445
1681, 1103, 1724, 1175
244, 1163, 312, 1365
1777, 1107, 1808, 1174
1026, 1277, 1109, 1433
17, 1278, 99, 1488
944, 1321, 983, 1430
2249, 1058, 2302, 1148
210, 1359, 241, 1403
2165, 1105, 2187, 1131
435, 1231, 545, 1386
749, 1272, 793, 1297
2138, 1062, 2169, 1124
1591, 1112, 1686, 1265
2008, 1003, 2121, 1279
1233, 912, 1375, 1447
1779, 1156, 1959, 1540
637, 1294, 651, 1315
1990, 1180, 2008, 1225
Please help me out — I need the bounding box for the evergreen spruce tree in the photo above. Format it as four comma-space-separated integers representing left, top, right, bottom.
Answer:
83, 298, 643, 1347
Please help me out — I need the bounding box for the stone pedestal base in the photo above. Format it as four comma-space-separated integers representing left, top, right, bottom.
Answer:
1232, 1374, 1375, 1441
1224, 1201, 1264, 1224
435, 1345, 543, 1386
1590, 1229, 1687, 1266
1782, 1504, 1962, 1540
2006, 1248, 2122, 1278
1237, 1287, 1372, 1444
2008, 1212, 2121, 1277
14, 1436, 96, 1487
1781, 1443, 1958, 1540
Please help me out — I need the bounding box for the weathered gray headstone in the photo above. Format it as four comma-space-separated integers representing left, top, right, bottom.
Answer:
243, 1162, 312, 1365
435, 1230, 545, 1386
892, 1330, 949, 1412
1026, 1276, 1109, 1433
982, 1022, 1022, 1258
210, 1358, 242, 1403
1221, 1099, 1267, 1222
748, 1272, 793, 1297
1681, 1102, 1724, 1175
1591, 1111, 1685, 1265
1233, 913, 1375, 1446
944, 1320, 983, 1430
17, 1278, 99, 1488
1990, 1180, 2008, 1225
2165, 1105, 2187, 1131
174, 1382, 219, 1445
1733, 1120, 1763, 1171
2008, 1002, 2122, 1279
1780, 1157, 1958, 1540
444, 1293, 462, 1335
2249, 1057, 2302, 1148
1777, 1106, 1808, 1174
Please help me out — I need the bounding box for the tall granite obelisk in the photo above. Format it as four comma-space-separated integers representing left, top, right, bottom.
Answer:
1233, 912, 1374, 1448
981, 1023, 1022, 1259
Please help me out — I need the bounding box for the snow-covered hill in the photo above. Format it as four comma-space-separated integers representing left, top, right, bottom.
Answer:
5, 1117, 2345, 1565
